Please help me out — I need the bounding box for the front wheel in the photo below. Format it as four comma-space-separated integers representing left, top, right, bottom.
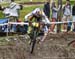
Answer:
30, 31, 37, 54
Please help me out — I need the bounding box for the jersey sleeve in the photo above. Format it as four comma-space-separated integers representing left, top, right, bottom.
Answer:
42, 11, 50, 24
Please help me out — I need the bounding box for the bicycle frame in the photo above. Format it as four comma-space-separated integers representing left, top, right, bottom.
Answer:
30, 26, 39, 53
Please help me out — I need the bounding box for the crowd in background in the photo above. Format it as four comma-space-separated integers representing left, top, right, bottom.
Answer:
0, 0, 75, 33
43, 0, 75, 33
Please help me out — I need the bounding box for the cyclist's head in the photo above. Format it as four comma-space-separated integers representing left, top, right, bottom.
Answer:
34, 8, 42, 17
36, 11, 42, 16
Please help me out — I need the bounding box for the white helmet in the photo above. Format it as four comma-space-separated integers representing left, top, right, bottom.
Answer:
33, 8, 42, 14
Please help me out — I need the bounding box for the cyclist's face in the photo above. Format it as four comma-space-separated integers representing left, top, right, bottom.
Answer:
36, 11, 42, 16
36, 11, 40, 15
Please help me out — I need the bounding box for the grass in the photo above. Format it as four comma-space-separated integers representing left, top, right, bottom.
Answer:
0, 11, 5, 18
63, 0, 75, 4
0, 0, 45, 6
0, 0, 75, 20
14, 0, 45, 2
0, 5, 43, 21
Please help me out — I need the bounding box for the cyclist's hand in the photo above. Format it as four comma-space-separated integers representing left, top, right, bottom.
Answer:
29, 22, 32, 26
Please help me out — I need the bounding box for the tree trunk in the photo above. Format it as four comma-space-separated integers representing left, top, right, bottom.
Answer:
57, 0, 62, 33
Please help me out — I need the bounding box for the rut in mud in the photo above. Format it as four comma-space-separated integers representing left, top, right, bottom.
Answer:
0, 33, 75, 59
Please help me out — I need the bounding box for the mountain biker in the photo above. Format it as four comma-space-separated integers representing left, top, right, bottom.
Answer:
25, 8, 50, 43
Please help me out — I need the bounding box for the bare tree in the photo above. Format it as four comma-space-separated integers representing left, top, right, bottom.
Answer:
57, 0, 62, 32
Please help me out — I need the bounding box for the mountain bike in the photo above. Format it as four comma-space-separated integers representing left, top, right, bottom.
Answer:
29, 22, 44, 54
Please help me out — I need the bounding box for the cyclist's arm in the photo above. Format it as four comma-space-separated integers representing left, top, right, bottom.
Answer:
25, 9, 37, 21
25, 12, 33, 21
42, 11, 50, 24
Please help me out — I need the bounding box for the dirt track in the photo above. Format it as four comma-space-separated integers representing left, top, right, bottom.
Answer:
0, 33, 75, 59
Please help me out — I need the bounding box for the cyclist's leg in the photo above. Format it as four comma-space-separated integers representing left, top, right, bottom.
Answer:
27, 26, 32, 35
27, 26, 33, 44
40, 25, 48, 42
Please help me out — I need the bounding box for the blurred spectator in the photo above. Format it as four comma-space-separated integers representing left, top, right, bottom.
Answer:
72, 3, 75, 32
62, 0, 72, 32
19, 4, 23, 10
0, 5, 3, 10
11, 0, 14, 2
16, 20, 27, 34
43, 0, 50, 19
0, 0, 2, 2
66, 0, 70, 1
0, 5, 2, 10
9, 1, 21, 22
3, 7, 10, 17
50, 2, 61, 32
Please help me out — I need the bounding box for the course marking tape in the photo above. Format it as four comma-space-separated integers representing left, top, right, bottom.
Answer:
0, 21, 74, 26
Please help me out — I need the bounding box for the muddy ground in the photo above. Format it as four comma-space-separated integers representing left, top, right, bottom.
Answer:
0, 32, 75, 59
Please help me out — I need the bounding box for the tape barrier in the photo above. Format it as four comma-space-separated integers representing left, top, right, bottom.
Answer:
0, 21, 74, 26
